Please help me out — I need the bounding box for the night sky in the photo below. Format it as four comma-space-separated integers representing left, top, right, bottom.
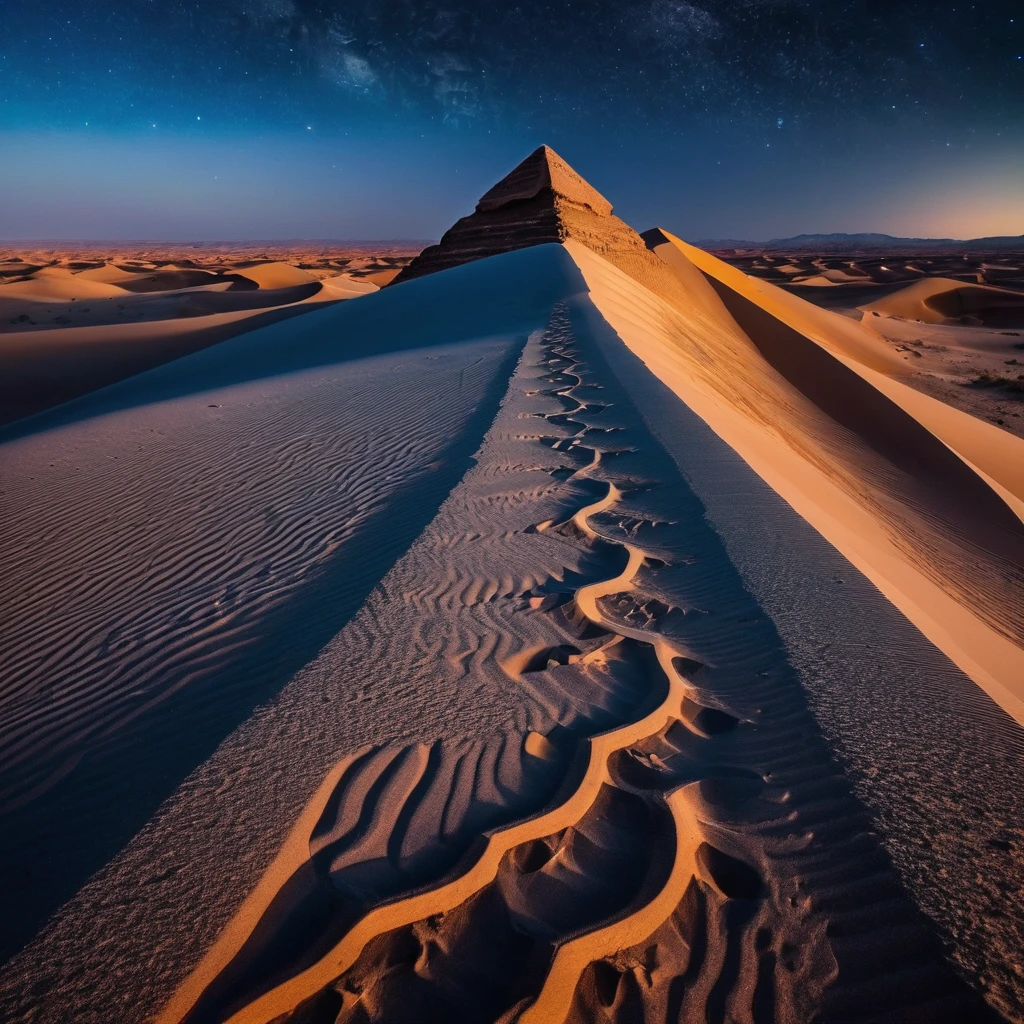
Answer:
1, 1, 1021, 241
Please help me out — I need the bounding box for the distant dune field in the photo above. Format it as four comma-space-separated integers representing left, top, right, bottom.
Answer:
0, 245, 422, 423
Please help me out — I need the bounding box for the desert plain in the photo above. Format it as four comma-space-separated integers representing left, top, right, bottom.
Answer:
1, 147, 1023, 1024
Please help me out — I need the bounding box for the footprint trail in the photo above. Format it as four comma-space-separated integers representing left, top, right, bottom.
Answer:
163, 304, 996, 1024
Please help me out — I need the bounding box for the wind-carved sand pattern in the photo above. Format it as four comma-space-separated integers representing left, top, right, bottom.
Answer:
0, 347, 507, 814
0, 337, 520, 967
163, 305, 993, 1024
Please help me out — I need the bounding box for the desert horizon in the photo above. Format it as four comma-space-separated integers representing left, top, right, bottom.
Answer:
3, 140, 1023, 1024
3, 3, 1023, 1024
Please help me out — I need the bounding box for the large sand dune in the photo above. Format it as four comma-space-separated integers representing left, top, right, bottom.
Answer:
859, 276, 1024, 327
714, 250, 1024, 439
631, 229, 1024, 721
1, 150, 1022, 1024
154, 301, 998, 1024
0, 246, 576, 965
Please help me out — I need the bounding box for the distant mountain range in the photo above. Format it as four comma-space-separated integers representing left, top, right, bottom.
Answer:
693, 232, 1024, 252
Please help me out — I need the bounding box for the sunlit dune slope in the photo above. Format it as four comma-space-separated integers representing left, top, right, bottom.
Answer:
390, 147, 1024, 719
652, 229, 1024, 509
229, 261, 320, 289
859, 275, 1024, 328
578, 228, 1024, 721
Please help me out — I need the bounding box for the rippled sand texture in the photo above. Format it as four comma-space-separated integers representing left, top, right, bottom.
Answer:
152, 305, 994, 1024
0, 329, 520, 964
2, 149, 1023, 1024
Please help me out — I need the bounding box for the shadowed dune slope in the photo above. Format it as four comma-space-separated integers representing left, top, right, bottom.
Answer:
73, 264, 152, 285
3, 244, 583, 442
112, 269, 232, 293
0, 260, 384, 426
0, 288, 361, 427
0, 243, 585, 966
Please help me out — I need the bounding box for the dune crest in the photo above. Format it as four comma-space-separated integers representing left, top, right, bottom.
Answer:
393, 156, 1024, 717
3, 150, 1024, 1024
649, 231, 1024, 503
860, 276, 1024, 327
1, 268, 128, 301
229, 261, 320, 290
158, 305, 989, 1024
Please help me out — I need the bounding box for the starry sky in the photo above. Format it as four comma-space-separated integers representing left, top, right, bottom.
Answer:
1, 0, 1021, 241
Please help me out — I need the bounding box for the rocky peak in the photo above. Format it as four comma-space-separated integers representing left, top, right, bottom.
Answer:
474, 145, 614, 217
390, 145, 693, 312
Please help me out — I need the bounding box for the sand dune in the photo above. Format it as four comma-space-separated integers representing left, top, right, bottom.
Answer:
149, 302, 992, 1024
650, 231, 1024, 504
229, 261, 320, 289
810, 267, 870, 283
0, 243, 1019, 1024
113, 268, 228, 292
1, 275, 303, 334
856, 313, 1024, 438
628, 230, 1024, 722
0, 243, 578, 977
723, 252, 1024, 302
1, 266, 130, 301
0, 341, 510, 808
0, 244, 418, 333
0, 242, 425, 279
861, 276, 1024, 327
0, 271, 377, 424
1, 150, 1023, 1024
319, 273, 384, 298
361, 268, 403, 287
73, 264, 151, 285
716, 251, 1024, 439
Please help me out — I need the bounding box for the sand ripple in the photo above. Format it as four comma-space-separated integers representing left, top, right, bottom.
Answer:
160, 307, 991, 1024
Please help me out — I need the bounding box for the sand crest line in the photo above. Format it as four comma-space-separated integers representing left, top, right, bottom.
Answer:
132, 297, 1004, 1024
162, 316, 715, 1024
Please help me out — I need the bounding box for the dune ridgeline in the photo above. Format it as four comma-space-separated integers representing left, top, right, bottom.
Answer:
2, 147, 1023, 1024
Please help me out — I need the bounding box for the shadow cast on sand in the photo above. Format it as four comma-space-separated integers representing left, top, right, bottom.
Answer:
0, 245, 587, 443
0, 339, 524, 965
